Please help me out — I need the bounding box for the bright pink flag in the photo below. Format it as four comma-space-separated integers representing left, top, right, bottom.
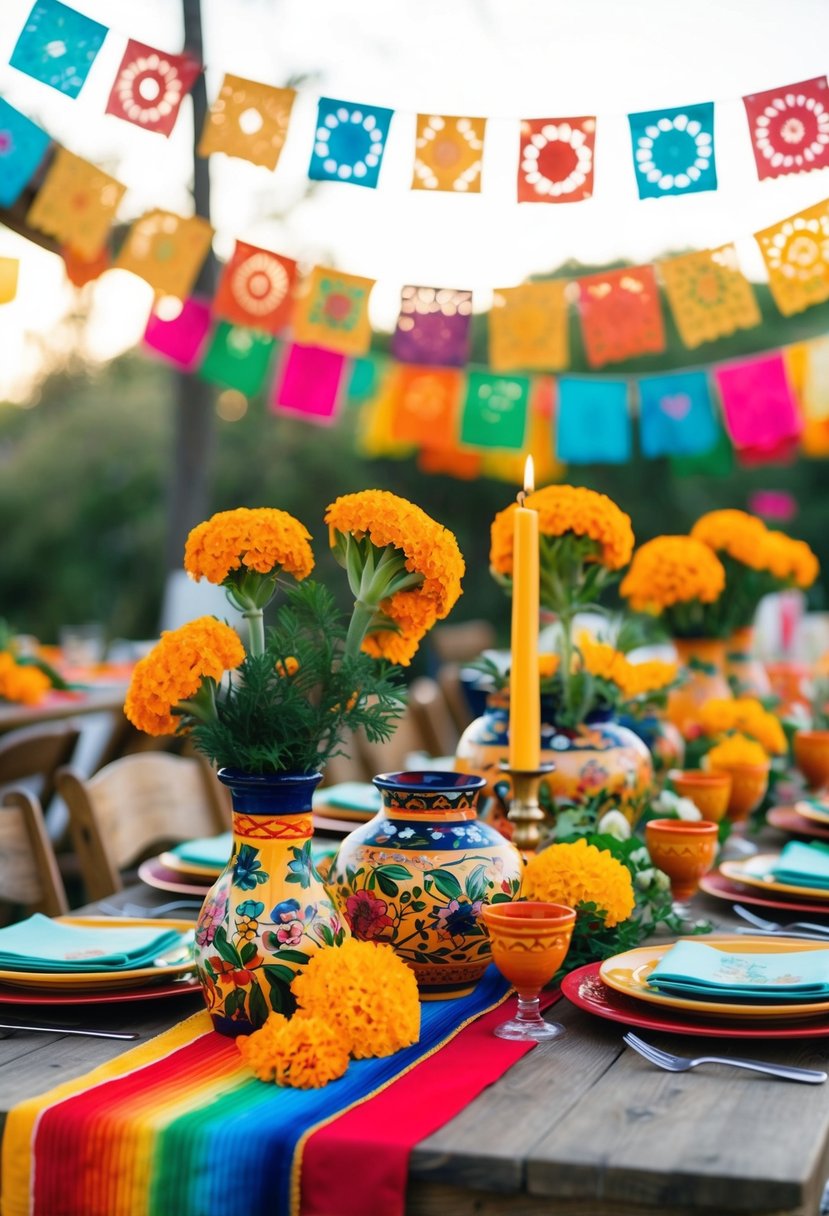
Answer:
271, 343, 345, 423
143, 297, 212, 369
715, 353, 802, 451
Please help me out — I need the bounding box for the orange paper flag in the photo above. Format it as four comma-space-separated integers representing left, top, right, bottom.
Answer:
755, 200, 829, 316
26, 148, 125, 258
576, 265, 665, 368
198, 75, 296, 170
391, 366, 463, 447
412, 114, 487, 192
488, 280, 569, 372
659, 245, 761, 348
115, 210, 214, 299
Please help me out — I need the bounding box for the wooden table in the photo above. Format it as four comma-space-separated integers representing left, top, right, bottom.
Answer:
0, 688, 129, 735
1, 881, 828, 1215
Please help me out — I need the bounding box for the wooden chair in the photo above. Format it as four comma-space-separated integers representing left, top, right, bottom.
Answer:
354, 703, 437, 779
429, 620, 497, 665
0, 723, 81, 808
56, 753, 230, 902
0, 788, 69, 921
408, 676, 460, 758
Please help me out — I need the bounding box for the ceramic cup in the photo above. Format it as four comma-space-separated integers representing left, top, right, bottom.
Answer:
794, 731, 829, 793
645, 818, 719, 907
670, 769, 732, 824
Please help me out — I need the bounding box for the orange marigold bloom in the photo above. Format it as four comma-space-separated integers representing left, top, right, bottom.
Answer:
237, 1012, 349, 1088
698, 697, 787, 756
184, 507, 314, 586
620, 659, 678, 699
275, 656, 299, 678
578, 637, 629, 686
0, 653, 51, 705
124, 616, 245, 736
762, 531, 820, 590
620, 536, 726, 612
522, 839, 635, 928
490, 485, 634, 577
538, 653, 560, 679
690, 509, 769, 570
361, 590, 439, 666
706, 733, 770, 770
292, 938, 420, 1059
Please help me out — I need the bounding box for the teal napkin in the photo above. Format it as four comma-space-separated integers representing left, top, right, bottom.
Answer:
647, 940, 829, 1000
169, 832, 233, 868
0, 915, 186, 973
313, 783, 381, 813
771, 841, 829, 890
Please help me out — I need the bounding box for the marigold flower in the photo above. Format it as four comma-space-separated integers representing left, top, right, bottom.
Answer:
762, 531, 820, 590
698, 697, 787, 756
490, 485, 634, 576
522, 838, 635, 928
690, 509, 770, 571
184, 507, 314, 586
578, 637, 629, 686
620, 536, 726, 612
275, 656, 299, 678
0, 653, 51, 705
620, 659, 678, 699
237, 1012, 349, 1088
360, 588, 439, 666
706, 733, 770, 770
124, 616, 245, 736
538, 653, 560, 679
291, 937, 420, 1059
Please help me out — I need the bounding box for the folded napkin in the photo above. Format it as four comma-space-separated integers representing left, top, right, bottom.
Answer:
313, 783, 381, 813
168, 832, 232, 869
0, 915, 186, 973
771, 841, 829, 890
647, 939, 829, 1000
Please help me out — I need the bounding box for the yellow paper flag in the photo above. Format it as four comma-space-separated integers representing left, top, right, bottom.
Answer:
198, 75, 296, 171
489, 280, 569, 372
659, 244, 761, 348
412, 115, 487, 192
26, 149, 125, 259
755, 200, 829, 317
291, 266, 375, 356
115, 210, 214, 300
0, 258, 19, 304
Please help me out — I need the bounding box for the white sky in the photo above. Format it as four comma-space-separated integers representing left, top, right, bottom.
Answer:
1, 0, 829, 399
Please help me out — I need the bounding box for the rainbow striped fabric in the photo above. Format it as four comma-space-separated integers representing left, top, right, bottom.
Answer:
2, 967, 511, 1216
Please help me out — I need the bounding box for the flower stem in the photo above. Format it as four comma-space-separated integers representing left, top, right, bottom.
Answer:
345, 599, 377, 660
244, 609, 265, 657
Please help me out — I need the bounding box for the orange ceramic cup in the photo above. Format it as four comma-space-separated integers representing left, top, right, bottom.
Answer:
645, 818, 719, 904
670, 769, 732, 824
794, 730, 829, 792
709, 761, 770, 824
481, 902, 576, 995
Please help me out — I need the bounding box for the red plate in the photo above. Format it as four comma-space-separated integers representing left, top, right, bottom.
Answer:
700, 870, 829, 917
767, 806, 829, 842
0, 975, 202, 1006
561, 963, 829, 1039
138, 857, 213, 897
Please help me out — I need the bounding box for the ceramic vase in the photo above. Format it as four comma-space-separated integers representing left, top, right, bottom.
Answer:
667, 638, 732, 737
724, 627, 771, 698
620, 714, 685, 781
194, 769, 346, 1037
327, 771, 523, 1000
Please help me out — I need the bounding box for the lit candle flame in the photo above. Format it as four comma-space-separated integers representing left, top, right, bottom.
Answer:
523, 455, 535, 497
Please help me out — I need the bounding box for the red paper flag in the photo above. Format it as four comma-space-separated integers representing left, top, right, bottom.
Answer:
213, 242, 297, 334
106, 39, 201, 136
743, 77, 829, 180
517, 117, 596, 203
576, 266, 665, 368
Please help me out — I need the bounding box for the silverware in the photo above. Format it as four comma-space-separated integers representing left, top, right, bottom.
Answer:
733, 904, 829, 936
99, 900, 204, 918
735, 928, 829, 942
0, 1022, 138, 1040
623, 1032, 826, 1084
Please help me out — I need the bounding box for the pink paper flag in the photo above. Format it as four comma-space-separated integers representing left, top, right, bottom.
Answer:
715, 353, 802, 451
143, 297, 212, 370
271, 343, 345, 424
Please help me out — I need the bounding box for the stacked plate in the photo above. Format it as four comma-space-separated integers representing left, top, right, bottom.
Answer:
701, 835, 829, 918
139, 829, 339, 896
767, 795, 829, 842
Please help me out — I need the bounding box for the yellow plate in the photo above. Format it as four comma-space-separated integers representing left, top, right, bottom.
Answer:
158, 851, 223, 880
0, 917, 195, 993
794, 800, 829, 827
719, 855, 829, 902
599, 935, 829, 1020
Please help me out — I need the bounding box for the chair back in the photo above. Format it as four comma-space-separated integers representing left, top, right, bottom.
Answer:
408, 676, 460, 758
0, 723, 80, 807
56, 753, 229, 902
0, 789, 69, 919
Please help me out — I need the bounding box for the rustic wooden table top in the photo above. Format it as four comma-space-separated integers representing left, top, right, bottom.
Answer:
0, 687, 129, 735
1, 845, 828, 1216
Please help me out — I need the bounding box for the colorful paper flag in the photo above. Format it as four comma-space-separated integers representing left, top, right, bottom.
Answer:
638, 370, 718, 458
105, 39, 201, 136
517, 117, 596, 203
10, 0, 107, 97
390, 366, 463, 448
628, 102, 717, 199
271, 343, 346, 423
658, 245, 761, 348
670, 422, 734, 476
0, 99, 50, 207
61, 244, 110, 286
419, 447, 482, 479
358, 366, 416, 458
391, 286, 472, 366
755, 200, 829, 316
26, 148, 124, 258
213, 241, 296, 334
143, 297, 212, 370
114, 210, 214, 300
460, 372, 530, 449
199, 323, 276, 396
803, 337, 829, 421
197, 75, 296, 170
743, 77, 829, 181
346, 355, 385, 405
291, 266, 374, 357
308, 98, 393, 188
715, 353, 802, 452
0, 258, 20, 304
556, 377, 631, 464
488, 280, 569, 372
576, 266, 665, 368
480, 378, 564, 485
412, 115, 487, 192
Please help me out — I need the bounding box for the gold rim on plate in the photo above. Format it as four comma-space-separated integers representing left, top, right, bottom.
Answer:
794, 800, 829, 827
157, 851, 225, 880
599, 935, 829, 1020
719, 855, 829, 902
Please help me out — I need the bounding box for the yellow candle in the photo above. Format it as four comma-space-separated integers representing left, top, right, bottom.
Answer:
509, 456, 540, 771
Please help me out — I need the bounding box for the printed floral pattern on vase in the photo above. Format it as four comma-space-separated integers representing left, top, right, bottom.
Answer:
194, 770, 346, 1037
328, 771, 523, 999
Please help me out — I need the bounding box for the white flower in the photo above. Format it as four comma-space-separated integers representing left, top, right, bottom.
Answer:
653, 869, 671, 892
597, 810, 632, 841
674, 797, 702, 821
635, 868, 656, 891
398, 827, 415, 839
629, 846, 649, 867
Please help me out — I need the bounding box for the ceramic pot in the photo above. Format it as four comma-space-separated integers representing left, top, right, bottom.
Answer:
667, 638, 732, 737
328, 771, 523, 1000
455, 693, 653, 824
194, 770, 346, 1037
794, 730, 829, 792
621, 714, 685, 779
706, 760, 770, 824
724, 627, 772, 698
669, 769, 732, 824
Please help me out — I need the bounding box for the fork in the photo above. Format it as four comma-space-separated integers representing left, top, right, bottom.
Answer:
622, 1032, 827, 1084
733, 904, 829, 937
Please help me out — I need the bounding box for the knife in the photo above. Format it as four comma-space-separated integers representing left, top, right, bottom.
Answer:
0, 1022, 138, 1040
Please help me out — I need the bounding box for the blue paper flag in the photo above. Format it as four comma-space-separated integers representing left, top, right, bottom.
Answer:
638, 370, 718, 458
0, 99, 50, 206
556, 377, 631, 464
308, 98, 393, 188
10, 0, 107, 97
628, 102, 717, 199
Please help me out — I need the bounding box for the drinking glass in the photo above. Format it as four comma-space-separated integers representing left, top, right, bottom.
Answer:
645, 818, 718, 930
481, 901, 575, 1041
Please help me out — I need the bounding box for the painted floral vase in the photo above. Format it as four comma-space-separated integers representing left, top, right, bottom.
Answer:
724, 627, 771, 697
194, 770, 346, 1037
667, 638, 732, 737
619, 714, 685, 780
454, 693, 653, 824
327, 771, 523, 1000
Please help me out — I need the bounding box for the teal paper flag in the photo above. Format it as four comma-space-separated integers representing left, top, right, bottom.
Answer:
0, 99, 50, 206
628, 102, 717, 199
556, 377, 631, 463
10, 0, 107, 97
638, 370, 717, 457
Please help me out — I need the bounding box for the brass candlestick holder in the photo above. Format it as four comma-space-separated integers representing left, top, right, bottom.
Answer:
500, 762, 555, 854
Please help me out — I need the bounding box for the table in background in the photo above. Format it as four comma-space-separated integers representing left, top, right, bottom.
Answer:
0, 688, 129, 736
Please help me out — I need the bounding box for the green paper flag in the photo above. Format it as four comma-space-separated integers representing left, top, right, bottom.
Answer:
199, 324, 277, 396
670, 423, 734, 477
460, 371, 530, 450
